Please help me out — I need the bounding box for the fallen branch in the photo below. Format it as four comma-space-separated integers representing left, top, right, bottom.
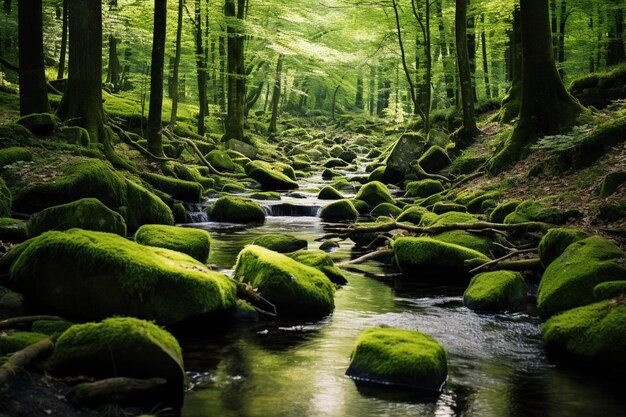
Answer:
338, 248, 393, 266
66, 377, 167, 407
0, 315, 68, 329
451, 171, 485, 189
108, 120, 179, 163
0, 338, 54, 386
496, 258, 543, 272
469, 248, 537, 274
236, 281, 277, 317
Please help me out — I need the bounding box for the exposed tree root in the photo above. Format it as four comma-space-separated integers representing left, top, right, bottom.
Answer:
66, 377, 167, 407
0, 338, 53, 387
0, 315, 68, 329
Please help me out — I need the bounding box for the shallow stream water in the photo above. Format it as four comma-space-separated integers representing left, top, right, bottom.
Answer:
178, 176, 626, 417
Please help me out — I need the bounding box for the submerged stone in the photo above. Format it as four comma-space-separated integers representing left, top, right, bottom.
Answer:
135, 224, 211, 263
346, 328, 447, 392
463, 271, 527, 313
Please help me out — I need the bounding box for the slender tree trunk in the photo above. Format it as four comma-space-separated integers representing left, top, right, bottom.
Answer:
607, 0, 625, 65
268, 54, 284, 133
355, 75, 364, 110
224, 0, 245, 141
106, 0, 120, 89
204, 0, 210, 115
195, 0, 207, 136
57, 0, 68, 80
496, 7, 522, 124
436, 0, 454, 101
331, 83, 341, 120
550, 0, 558, 56
369, 65, 375, 116
480, 14, 491, 98
146, 0, 166, 157
170, 0, 183, 126
466, 0, 477, 102
454, 0, 479, 142
218, 31, 226, 110
589, 13, 595, 73
558, 0, 566, 78
18, 0, 50, 116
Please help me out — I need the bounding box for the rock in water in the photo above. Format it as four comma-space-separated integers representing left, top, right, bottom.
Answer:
463, 271, 527, 313
135, 224, 211, 263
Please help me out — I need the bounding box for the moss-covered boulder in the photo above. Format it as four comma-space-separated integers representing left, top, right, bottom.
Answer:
346, 328, 447, 392
206, 150, 239, 172
349, 198, 370, 215
489, 200, 520, 223
417, 146, 451, 173
161, 162, 213, 189
14, 159, 173, 232
0, 217, 28, 242
0, 177, 11, 217
245, 160, 298, 191
370, 202, 402, 218
140, 172, 203, 203
385, 133, 427, 182
598, 201, 626, 221
355, 181, 394, 208
397, 206, 429, 224
463, 271, 527, 313
432, 202, 467, 215
249, 191, 281, 201
0, 331, 48, 354
50, 317, 185, 411
59, 126, 90, 146
322, 168, 337, 179
320, 200, 359, 222
287, 249, 348, 285
135, 224, 211, 263
26, 198, 127, 237
318, 186, 344, 200
599, 171, 626, 197
323, 158, 349, 169
537, 236, 626, 318
16, 113, 57, 136
209, 196, 265, 223
7, 229, 236, 325
405, 180, 445, 198
429, 211, 493, 256
252, 233, 307, 253
593, 281, 626, 301
504, 199, 578, 225
30, 319, 73, 336
542, 301, 626, 369
394, 237, 490, 281
538, 228, 588, 267
0, 146, 32, 167
569, 64, 626, 109
234, 245, 335, 317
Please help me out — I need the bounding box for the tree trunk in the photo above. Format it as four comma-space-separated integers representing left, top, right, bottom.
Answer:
146, 0, 166, 157
355, 75, 364, 110
57, 0, 67, 80
218, 31, 226, 110
489, 0, 583, 173
607, 0, 626, 65
454, 0, 479, 143
369, 65, 375, 115
466, 0, 477, 102
331, 83, 341, 120
550, 0, 558, 56
480, 14, 491, 98
106, 0, 120, 89
436, 0, 454, 101
169, 0, 183, 126
195, 0, 207, 136
558, 0, 566, 78
268, 54, 283, 133
495, 7, 522, 124
224, 0, 246, 141
18, 0, 50, 116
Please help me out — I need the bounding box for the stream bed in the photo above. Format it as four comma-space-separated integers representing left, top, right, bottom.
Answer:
178, 181, 626, 417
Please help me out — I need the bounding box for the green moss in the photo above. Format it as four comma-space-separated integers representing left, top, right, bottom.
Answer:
355, 181, 394, 208
346, 328, 447, 392
329, 145, 344, 157
593, 281, 626, 301
432, 202, 467, 215
489, 200, 520, 223
463, 271, 527, 313
135, 224, 211, 263
172, 202, 186, 223
252, 233, 307, 253
59, 126, 90, 146
0, 146, 32, 167
397, 206, 429, 224
234, 245, 335, 317
0, 178, 11, 217
542, 301, 626, 368
51, 317, 185, 410
559, 117, 626, 169
14, 158, 173, 232
449, 154, 487, 175
0, 217, 27, 242
0, 331, 47, 354
394, 237, 490, 281
323, 158, 349, 169
249, 191, 281, 201
140, 172, 203, 203
598, 201, 626, 221
429, 212, 492, 255
405, 180, 445, 198
349, 198, 370, 215
27, 198, 127, 237
206, 150, 240, 172
385, 134, 427, 182
318, 186, 344, 200
221, 182, 246, 193
368, 166, 386, 182
245, 160, 298, 191
370, 202, 402, 218
537, 236, 626, 318
287, 249, 348, 285
210, 196, 265, 223
16, 113, 57, 136
504, 199, 576, 225
9, 229, 236, 325
31, 319, 73, 336
599, 171, 626, 197
539, 228, 588, 267
161, 162, 213, 189
464, 191, 502, 214
320, 200, 359, 222
322, 168, 338, 179
417, 146, 451, 173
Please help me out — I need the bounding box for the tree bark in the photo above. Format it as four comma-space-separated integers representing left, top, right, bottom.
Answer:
466, 0, 477, 102
224, 0, 246, 141
435, 0, 454, 101
146, 0, 167, 157
268, 54, 283, 133
480, 14, 491, 98
105, 0, 120, 89
18, 0, 50, 116
355, 75, 364, 110
169, 0, 184, 126
369, 65, 375, 115
495, 7, 522, 124
558, 0, 566, 78
454, 0, 479, 142
607, 0, 626, 65
57, 0, 68, 80
194, 0, 207, 136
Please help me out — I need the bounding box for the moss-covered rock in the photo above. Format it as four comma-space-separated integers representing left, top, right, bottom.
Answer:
559, 117, 626, 169
538, 228, 588, 267
569, 63, 626, 109
598, 201, 626, 221
161, 162, 213, 189
0, 146, 32, 167
135, 224, 211, 263
322, 168, 337, 179
0, 217, 28, 242
463, 271, 527, 313
537, 236, 626, 318
489, 200, 520, 223
355, 181, 394, 208
287, 249, 348, 285
249, 191, 281, 201
27, 198, 127, 237
542, 301, 626, 369
320, 200, 359, 222
349, 198, 370, 215
0, 177, 11, 217
210, 196, 265, 223
206, 150, 239, 172
405, 180, 445, 198
593, 281, 626, 301
339, 150, 357, 163
319, 239, 341, 252
16, 113, 57, 136
417, 146, 451, 173
599, 171, 626, 197
394, 237, 490, 281
368, 165, 386, 182
385, 133, 427, 182
140, 172, 203, 203
369, 203, 401, 218
346, 328, 447, 392
59, 126, 90, 146
323, 158, 349, 169
0, 285, 23, 311
464, 191, 502, 214
0, 331, 48, 354
318, 186, 344, 200
234, 245, 335, 317
252, 233, 307, 253
432, 202, 467, 215
14, 159, 173, 232
31, 319, 73, 336
504, 199, 577, 225
397, 206, 429, 224
50, 317, 185, 411
428, 211, 493, 256
8, 229, 236, 325
245, 160, 298, 191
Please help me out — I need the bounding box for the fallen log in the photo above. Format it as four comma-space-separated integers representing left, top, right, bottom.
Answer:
0, 315, 68, 329
66, 377, 167, 407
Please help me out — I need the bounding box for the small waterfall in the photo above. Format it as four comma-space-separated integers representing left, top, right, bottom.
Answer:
264, 204, 322, 217
185, 203, 209, 223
